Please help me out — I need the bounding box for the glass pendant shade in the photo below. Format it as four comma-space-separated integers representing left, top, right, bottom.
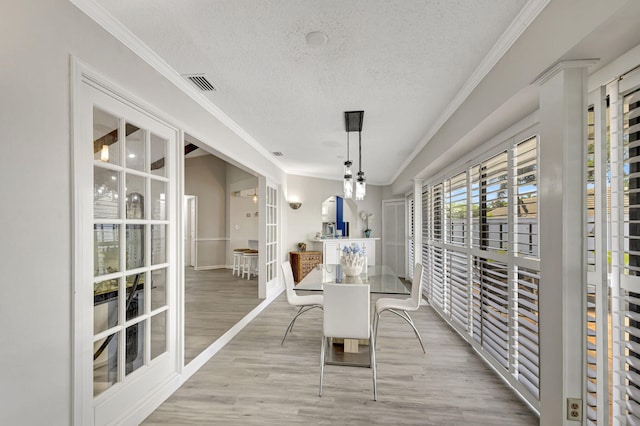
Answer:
355, 177, 366, 201
344, 176, 353, 199
343, 161, 353, 199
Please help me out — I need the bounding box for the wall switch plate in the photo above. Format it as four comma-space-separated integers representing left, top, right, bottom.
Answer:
567, 398, 582, 421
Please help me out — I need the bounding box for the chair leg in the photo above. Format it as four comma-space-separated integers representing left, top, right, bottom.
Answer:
370, 333, 377, 401
373, 311, 381, 349
380, 309, 426, 354
319, 336, 326, 397
281, 305, 322, 345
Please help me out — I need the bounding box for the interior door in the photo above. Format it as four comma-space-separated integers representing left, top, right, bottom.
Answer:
382, 199, 406, 277
74, 65, 178, 426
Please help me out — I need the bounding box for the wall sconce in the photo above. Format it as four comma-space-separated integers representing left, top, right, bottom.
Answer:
289, 202, 302, 210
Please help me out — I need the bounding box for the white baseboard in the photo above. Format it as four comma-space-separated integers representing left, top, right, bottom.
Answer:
193, 264, 227, 271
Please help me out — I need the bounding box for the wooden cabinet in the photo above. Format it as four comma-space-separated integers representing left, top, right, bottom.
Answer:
289, 251, 323, 283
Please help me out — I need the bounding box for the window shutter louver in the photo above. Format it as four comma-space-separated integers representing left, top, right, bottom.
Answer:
408, 195, 415, 280
622, 88, 640, 424
449, 250, 469, 330
514, 138, 538, 258
480, 153, 508, 252
474, 258, 509, 370
515, 267, 540, 399
422, 187, 432, 303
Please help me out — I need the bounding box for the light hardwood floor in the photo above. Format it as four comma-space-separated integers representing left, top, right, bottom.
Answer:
184, 267, 261, 363
147, 287, 539, 425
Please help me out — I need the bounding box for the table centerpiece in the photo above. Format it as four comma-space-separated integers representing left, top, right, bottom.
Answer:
340, 243, 366, 276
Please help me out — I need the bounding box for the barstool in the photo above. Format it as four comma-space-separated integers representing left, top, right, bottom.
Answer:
242, 250, 259, 280
232, 248, 250, 276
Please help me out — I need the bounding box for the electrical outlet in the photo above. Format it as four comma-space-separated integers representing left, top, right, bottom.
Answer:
567, 398, 582, 421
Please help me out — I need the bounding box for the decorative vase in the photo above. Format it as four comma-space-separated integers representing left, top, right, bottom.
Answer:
364, 229, 371, 238
340, 254, 365, 276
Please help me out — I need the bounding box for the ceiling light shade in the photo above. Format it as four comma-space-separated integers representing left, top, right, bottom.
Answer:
344, 174, 353, 200
356, 172, 366, 201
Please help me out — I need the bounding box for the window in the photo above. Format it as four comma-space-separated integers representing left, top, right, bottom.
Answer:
621, 87, 640, 423
421, 135, 540, 408
265, 185, 278, 283
407, 194, 415, 280
92, 110, 172, 396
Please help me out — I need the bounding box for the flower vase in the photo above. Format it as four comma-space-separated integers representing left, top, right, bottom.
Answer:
340, 254, 365, 277
364, 229, 371, 238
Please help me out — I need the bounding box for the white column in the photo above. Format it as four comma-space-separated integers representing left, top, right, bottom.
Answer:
535, 60, 595, 424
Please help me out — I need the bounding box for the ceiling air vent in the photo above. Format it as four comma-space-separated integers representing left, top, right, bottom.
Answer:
272, 152, 284, 157
183, 74, 216, 92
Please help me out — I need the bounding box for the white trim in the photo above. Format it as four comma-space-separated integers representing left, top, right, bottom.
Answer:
193, 264, 228, 271
532, 59, 599, 86
390, 0, 551, 184
71, 56, 181, 425
588, 42, 640, 92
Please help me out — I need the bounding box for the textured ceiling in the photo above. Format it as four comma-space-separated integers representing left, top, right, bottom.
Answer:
96, 0, 529, 184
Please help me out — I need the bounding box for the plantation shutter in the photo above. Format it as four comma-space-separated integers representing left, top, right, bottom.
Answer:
421, 186, 432, 302
622, 87, 640, 424
407, 195, 415, 280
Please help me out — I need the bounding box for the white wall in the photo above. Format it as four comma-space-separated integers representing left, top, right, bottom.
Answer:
185, 155, 227, 268
229, 195, 259, 257
0, 1, 282, 424
285, 174, 383, 265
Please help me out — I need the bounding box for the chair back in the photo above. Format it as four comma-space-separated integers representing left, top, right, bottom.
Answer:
411, 263, 424, 308
281, 261, 299, 304
323, 284, 370, 339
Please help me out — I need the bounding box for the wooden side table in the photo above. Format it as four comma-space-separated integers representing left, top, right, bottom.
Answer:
289, 251, 323, 283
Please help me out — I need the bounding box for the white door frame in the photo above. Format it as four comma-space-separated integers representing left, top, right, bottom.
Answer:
183, 195, 197, 267
71, 58, 180, 426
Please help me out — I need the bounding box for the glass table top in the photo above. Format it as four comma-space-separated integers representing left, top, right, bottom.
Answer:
295, 264, 409, 295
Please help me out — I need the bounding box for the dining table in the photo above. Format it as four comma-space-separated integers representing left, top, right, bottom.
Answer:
295, 263, 409, 366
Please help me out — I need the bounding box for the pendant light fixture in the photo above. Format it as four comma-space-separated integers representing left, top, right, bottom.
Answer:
343, 131, 353, 199
355, 127, 366, 200
344, 111, 365, 200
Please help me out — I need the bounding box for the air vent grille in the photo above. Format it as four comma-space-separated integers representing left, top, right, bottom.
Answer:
272, 152, 284, 157
183, 74, 216, 92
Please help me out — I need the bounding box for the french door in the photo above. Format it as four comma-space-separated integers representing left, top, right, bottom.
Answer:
73, 63, 179, 425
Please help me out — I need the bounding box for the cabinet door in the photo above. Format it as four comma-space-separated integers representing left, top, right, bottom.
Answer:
323, 241, 342, 264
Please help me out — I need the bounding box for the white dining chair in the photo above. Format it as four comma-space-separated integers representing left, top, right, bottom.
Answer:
320, 283, 377, 401
281, 261, 323, 345
373, 263, 426, 354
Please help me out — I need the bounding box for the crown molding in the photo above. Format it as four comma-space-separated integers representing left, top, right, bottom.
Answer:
69, 0, 287, 175
389, 0, 551, 185
532, 59, 599, 86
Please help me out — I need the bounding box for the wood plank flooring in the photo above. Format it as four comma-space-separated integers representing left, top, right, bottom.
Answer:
147, 288, 538, 425
184, 268, 261, 363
